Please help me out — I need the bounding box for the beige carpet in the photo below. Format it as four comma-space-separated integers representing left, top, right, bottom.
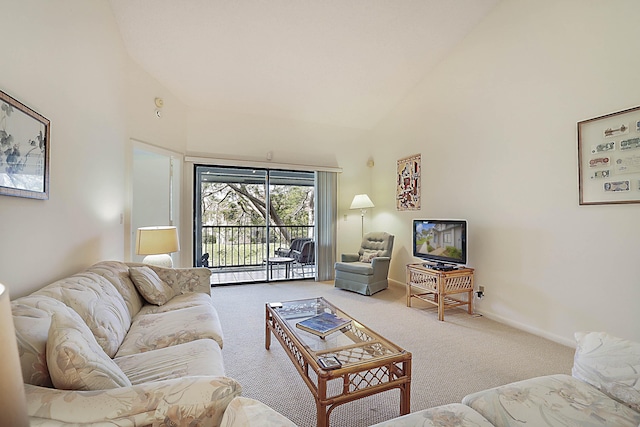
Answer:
212, 280, 574, 427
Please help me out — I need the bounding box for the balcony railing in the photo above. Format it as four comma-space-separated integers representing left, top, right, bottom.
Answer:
201, 225, 314, 269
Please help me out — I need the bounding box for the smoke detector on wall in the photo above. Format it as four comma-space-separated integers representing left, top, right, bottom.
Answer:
154, 97, 164, 118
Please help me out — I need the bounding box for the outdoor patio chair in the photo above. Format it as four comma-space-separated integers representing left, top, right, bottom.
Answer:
275, 237, 311, 258
292, 240, 315, 277
334, 232, 394, 295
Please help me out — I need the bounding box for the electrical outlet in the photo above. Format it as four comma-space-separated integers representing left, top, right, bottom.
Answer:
476, 285, 485, 299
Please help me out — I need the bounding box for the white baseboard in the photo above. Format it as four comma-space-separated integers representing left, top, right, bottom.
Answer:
393, 277, 575, 348
389, 278, 405, 289
475, 309, 576, 348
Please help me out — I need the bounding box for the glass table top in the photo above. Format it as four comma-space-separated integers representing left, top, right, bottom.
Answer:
270, 297, 405, 366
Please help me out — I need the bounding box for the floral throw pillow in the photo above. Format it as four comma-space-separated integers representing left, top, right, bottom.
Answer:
47, 312, 131, 390
359, 250, 379, 263
129, 266, 175, 305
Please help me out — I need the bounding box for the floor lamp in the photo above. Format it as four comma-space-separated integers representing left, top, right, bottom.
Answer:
350, 194, 375, 238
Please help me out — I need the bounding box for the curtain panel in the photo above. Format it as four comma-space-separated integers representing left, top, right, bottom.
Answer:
316, 171, 337, 281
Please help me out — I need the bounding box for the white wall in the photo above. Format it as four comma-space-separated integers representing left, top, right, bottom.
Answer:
0, 1, 189, 298
124, 59, 189, 263
0, 1, 128, 297
367, 0, 640, 344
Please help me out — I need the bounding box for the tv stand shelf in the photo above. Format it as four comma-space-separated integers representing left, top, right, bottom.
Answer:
406, 263, 475, 321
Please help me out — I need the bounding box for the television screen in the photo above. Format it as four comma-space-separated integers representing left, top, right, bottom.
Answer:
413, 219, 467, 268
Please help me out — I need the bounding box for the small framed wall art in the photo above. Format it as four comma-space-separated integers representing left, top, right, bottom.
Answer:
578, 106, 640, 205
0, 90, 50, 200
397, 153, 421, 210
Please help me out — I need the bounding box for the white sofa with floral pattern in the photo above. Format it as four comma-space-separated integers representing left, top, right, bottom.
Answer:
460, 331, 640, 427
219, 331, 640, 427
12, 260, 241, 427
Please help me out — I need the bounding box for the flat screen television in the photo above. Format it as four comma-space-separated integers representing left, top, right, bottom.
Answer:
412, 219, 467, 270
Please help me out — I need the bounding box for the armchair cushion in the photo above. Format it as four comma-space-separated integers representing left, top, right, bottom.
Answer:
47, 312, 131, 391
359, 250, 379, 263
335, 261, 374, 275
357, 231, 394, 258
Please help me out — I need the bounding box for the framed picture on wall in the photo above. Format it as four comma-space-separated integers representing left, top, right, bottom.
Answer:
397, 154, 421, 210
0, 90, 50, 200
578, 106, 640, 205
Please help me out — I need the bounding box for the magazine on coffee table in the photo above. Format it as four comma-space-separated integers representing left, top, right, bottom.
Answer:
296, 312, 351, 338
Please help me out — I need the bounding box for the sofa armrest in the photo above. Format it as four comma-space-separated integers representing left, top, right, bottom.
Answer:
127, 263, 212, 295
27, 376, 241, 427
341, 253, 359, 262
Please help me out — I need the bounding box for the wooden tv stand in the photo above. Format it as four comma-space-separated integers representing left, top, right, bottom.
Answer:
406, 263, 475, 321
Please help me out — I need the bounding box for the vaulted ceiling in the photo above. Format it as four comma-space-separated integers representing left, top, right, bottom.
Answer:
109, 0, 499, 130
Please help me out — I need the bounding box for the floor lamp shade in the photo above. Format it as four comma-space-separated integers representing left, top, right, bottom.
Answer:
350, 194, 375, 237
350, 194, 375, 210
136, 226, 180, 267
0, 284, 29, 427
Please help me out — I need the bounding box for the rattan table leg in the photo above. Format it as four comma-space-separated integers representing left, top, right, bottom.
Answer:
265, 307, 271, 349
316, 378, 329, 427
400, 359, 412, 415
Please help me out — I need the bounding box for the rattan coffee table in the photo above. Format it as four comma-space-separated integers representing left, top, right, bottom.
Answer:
265, 297, 412, 427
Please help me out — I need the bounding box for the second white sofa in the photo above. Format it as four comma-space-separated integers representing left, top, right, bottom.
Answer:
220, 331, 640, 427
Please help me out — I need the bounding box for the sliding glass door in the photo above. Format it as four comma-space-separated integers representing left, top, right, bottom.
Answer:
194, 165, 315, 285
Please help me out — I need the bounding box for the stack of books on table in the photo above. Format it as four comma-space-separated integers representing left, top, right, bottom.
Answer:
295, 312, 351, 339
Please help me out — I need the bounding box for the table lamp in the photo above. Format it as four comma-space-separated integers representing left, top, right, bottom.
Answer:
0, 283, 29, 427
135, 226, 180, 267
350, 194, 375, 238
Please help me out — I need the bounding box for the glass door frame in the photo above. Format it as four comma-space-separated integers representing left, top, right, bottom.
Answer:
194, 165, 315, 284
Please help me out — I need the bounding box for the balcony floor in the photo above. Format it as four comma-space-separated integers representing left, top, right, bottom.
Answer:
210, 263, 316, 285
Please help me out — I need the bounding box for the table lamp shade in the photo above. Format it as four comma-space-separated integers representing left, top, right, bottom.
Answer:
136, 226, 179, 267
0, 284, 29, 427
350, 194, 375, 210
